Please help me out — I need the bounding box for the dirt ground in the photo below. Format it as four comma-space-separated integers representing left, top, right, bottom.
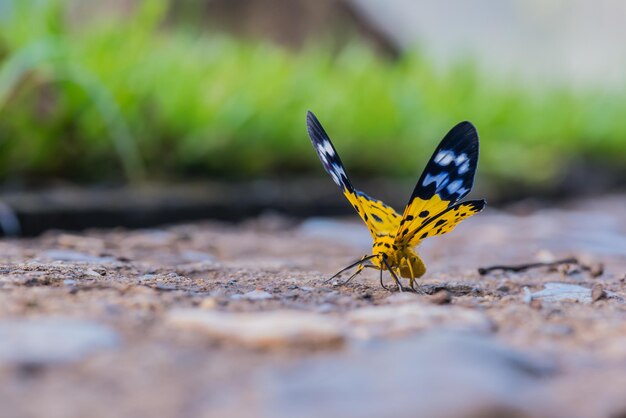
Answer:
1, 194, 626, 418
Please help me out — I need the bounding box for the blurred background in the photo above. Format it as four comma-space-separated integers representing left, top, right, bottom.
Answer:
1, 0, 625, 235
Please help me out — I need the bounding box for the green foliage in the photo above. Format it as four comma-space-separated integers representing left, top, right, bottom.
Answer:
1, 0, 625, 187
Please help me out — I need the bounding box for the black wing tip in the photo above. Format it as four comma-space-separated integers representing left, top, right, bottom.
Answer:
305, 110, 326, 141
450, 120, 478, 140
306, 110, 319, 127
471, 199, 487, 211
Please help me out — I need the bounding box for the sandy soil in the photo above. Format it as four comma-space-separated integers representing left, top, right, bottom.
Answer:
1, 195, 626, 418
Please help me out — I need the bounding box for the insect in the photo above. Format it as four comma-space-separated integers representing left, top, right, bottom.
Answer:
306, 111, 485, 292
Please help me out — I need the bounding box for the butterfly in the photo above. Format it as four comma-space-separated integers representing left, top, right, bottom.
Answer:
306, 111, 486, 292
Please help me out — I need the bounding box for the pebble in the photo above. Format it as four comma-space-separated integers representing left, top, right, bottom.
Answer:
232, 289, 274, 301
167, 309, 345, 349
531, 282, 591, 303
428, 290, 452, 305
530, 282, 616, 304
591, 283, 606, 302
0, 318, 120, 365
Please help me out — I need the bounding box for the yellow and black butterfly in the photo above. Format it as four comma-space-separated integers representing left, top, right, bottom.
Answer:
306, 111, 485, 292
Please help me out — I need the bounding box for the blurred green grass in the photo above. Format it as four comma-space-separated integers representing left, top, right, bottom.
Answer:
1, 0, 625, 189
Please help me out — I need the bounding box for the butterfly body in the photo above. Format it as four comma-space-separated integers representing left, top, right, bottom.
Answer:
371, 240, 426, 281
306, 111, 485, 291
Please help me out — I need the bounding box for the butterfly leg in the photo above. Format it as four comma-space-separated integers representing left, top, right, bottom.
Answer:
405, 259, 423, 294
381, 256, 404, 293
379, 263, 390, 291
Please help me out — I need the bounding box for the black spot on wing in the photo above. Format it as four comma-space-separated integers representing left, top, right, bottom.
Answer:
306, 111, 353, 192
407, 199, 486, 243
408, 121, 479, 204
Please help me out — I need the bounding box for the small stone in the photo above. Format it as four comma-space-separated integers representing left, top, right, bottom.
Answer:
138, 274, 157, 282
429, 290, 452, 305
167, 309, 344, 349
232, 289, 274, 301
496, 284, 510, 293
83, 269, 103, 278
0, 318, 119, 365
531, 282, 592, 303
589, 263, 604, 278
530, 299, 543, 310
522, 287, 533, 304
591, 284, 606, 302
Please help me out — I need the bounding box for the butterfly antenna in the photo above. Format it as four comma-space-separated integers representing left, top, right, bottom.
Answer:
337, 267, 365, 286
325, 254, 377, 284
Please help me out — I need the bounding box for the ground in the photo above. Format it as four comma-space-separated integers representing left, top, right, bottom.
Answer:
1, 195, 626, 418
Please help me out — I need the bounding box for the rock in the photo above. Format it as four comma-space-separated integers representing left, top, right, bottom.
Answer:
589, 263, 604, 277
232, 289, 274, 301
167, 309, 345, 349
346, 302, 493, 339
529, 282, 620, 304
0, 318, 120, 365
592, 284, 606, 302
531, 282, 592, 303
229, 332, 555, 418
429, 290, 452, 305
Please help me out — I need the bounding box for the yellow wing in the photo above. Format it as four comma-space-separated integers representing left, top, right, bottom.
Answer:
401, 200, 485, 246
395, 121, 484, 246
306, 111, 401, 239
345, 190, 401, 238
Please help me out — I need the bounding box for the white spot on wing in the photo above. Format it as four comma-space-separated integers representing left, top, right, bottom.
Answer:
456, 187, 469, 196
458, 160, 470, 174
330, 163, 346, 187
455, 153, 468, 165
423, 172, 448, 188
322, 140, 335, 156
434, 150, 454, 166
446, 179, 463, 194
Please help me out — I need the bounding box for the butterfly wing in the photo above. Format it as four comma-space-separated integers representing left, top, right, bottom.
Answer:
306, 111, 401, 238
395, 121, 481, 246
407, 199, 485, 244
